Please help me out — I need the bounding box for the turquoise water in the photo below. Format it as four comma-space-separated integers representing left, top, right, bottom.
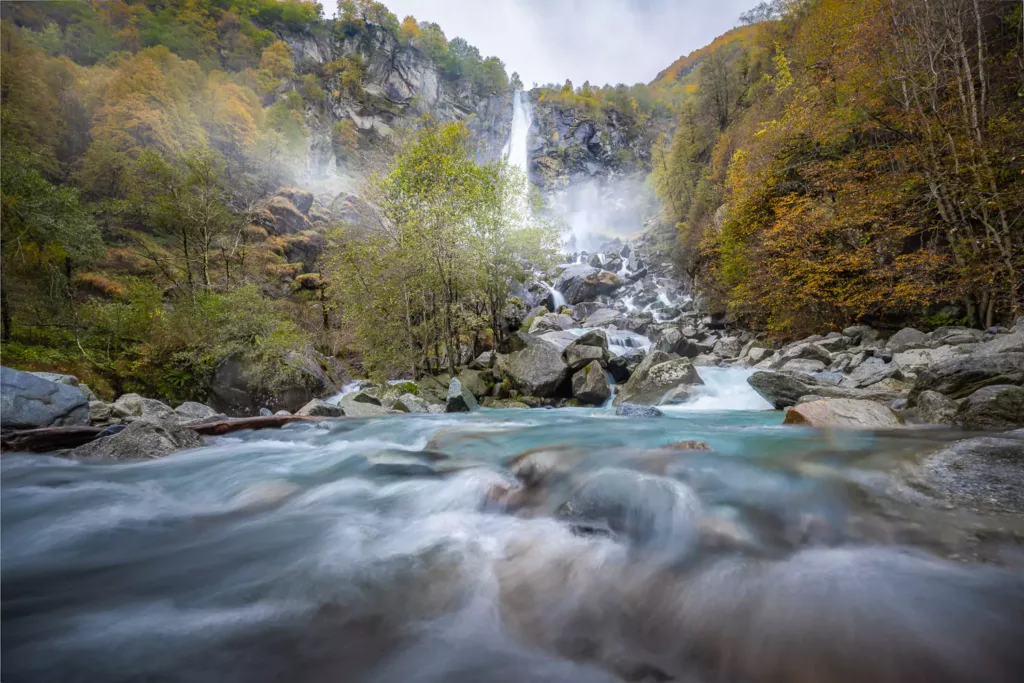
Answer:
3, 400, 1023, 683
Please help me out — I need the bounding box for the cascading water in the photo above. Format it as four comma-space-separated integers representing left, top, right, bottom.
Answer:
503, 90, 532, 176
663, 367, 774, 412
541, 282, 566, 309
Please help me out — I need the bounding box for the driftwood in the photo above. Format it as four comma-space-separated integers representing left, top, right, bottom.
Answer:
1, 415, 322, 453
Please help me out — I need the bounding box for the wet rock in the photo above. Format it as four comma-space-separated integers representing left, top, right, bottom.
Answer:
1, 366, 90, 429
616, 355, 703, 406
338, 399, 393, 417
913, 390, 959, 425
111, 393, 176, 422
259, 407, 273, 416
174, 401, 219, 423
746, 347, 774, 365
585, 308, 626, 328
481, 398, 531, 409
553, 264, 624, 304
748, 371, 829, 409
886, 327, 929, 352
295, 399, 343, 417
505, 341, 570, 398
68, 418, 204, 460
88, 401, 113, 424
365, 453, 439, 478
910, 352, 1024, 401
445, 378, 479, 413
783, 399, 903, 429
655, 328, 700, 358
712, 337, 743, 358
780, 359, 827, 374
455, 370, 489, 399
913, 434, 1024, 513
557, 468, 702, 554
571, 361, 612, 405
607, 348, 645, 382
564, 343, 608, 372
392, 393, 430, 413
274, 410, 291, 416
615, 403, 664, 418
957, 385, 1024, 430
351, 391, 382, 405
528, 313, 574, 334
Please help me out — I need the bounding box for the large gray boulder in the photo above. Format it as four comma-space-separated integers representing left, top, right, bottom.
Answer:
445, 377, 479, 412
841, 357, 900, 388
783, 399, 902, 429
553, 264, 624, 304
712, 337, 743, 358
615, 353, 703, 406
571, 361, 612, 405
1, 366, 89, 429
295, 399, 343, 417
564, 343, 607, 372
977, 330, 1024, 355
504, 341, 569, 398
748, 371, 827, 409
392, 393, 430, 413
956, 385, 1024, 431
913, 390, 959, 425
528, 313, 574, 334
208, 348, 343, 416
584, 308, 626, 328
174, 401, 219, 423
112, 393, 177, 421
454, 370, 489, 399
770, 342, 832, 370
886, 328, 929, 352
909, 353, 1024, 402
68, 418, 204, 460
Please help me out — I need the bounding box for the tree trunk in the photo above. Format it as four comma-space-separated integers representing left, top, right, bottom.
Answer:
1, 286, 12, 342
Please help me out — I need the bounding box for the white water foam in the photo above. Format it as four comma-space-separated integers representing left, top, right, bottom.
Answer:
662, 367, 772, 412
504, 90, 533, 176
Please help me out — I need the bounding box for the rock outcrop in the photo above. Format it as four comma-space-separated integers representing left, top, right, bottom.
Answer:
1, 366, 89, 429
68, 418, 204, 460
782, 399, 903, 429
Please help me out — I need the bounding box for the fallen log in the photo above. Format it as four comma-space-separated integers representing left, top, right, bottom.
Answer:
2, 415, 323, 453
189, 415, 322, 435
1, 426, 105, 452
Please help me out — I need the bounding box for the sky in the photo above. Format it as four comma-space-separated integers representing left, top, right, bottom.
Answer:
372, 0, 760, 87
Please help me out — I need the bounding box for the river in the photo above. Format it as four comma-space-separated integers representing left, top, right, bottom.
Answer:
3, 369, 1024, 683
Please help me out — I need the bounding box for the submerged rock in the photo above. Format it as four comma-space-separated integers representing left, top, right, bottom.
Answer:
783, 399, 903, 429
615, 403, 664, 418
1, 366, 89, 429
913, 434, 1024, 513
295, 399, 343, 417
68, 418, 204, 460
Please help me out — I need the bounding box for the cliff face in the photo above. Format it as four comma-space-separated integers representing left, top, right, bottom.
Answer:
281, 26, 513, 185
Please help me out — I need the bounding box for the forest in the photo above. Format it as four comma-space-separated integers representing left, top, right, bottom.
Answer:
650, 0, 1023, 336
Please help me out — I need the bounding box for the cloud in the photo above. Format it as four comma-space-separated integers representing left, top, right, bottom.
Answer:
375, 0, 760, 87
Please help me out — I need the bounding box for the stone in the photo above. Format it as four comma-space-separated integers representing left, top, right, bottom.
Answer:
654, 327, 699, 358
455, 370, 489, 399
571, 361, 612, 405
815, 336, 850, 352
556, 468, 701, 554
910, 353, 1024, 402
913, 390, 959, 425
339, 400, 393, 417
174, 401, 219, 423
208, 348, 342, 416
929, 326, 983, 346
110, 393, 177, 422
747, 371, 827, 409
956, 385, 1024, 431
783, 399, 903, 429
842, 325, 877, 341
392, 393, 430, 413
505, 341, 570, 398
68, 418, 204, 460
1, 366, 90, 429
712, 337, 743, 358
892, 345, 963, 375
780, 359, 827, 374
615, 403, 664, 418
913, 435, 1024, 513
771, 343, 833, 369
28, 371, 80, 387
841, 357, 900, 388
528, 313, 574, 334
553, 264, 624, 304
351, 391, 382, 405
259, 407, 273, 416
568, 328, 609, 350
274, 410, 291, 416
480, 398, 531, 409
615, 352, 703, 406
445, 378, 479, 413
607, 348, 645, 383
978, 331, 1024, 355
584, 308, 626, 328
295, 399, 343, 417
886, 328, 929, 353
746, 347, 774, 364
564, 343, 607, 371
88, 401, 113, 424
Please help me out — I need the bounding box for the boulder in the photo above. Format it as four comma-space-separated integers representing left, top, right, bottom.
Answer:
909, 353, 1024, 402
1, 367, 90, 429
350, 391, 382, 405
68, 418, 204, 460
455, 370, 489, 399
553, 264, 624, 304
274, 187, 314, 214
886, 328, 929, 353
654, 328, 699, 358
783, 399, 903, 429
208, 348, 342, 416
780, 359, 827, 374
564, 343, 607, 372
892, 345, 963, 376
88, 401, 113, 424
481, 398, 531, 409
712, 337, 743, 358
584, 308, 626, 328
912, 435, 1024, 513
616, 403, 664, 418
929, 326, 983, 347
338, 399, 393, 418
295, 399, 343, 417
842, 325, 878, 342
504, 341, 570, 398
174, 401, 219, 423
111, 393, 177, 421
445, 378, 479, 413
528, 313, 574, 334
392, 393, 430, 413
913, 390, 959, 425
556, 468, 701, 555
607, 348, 645, 383
977, 330, 1024, 355
748, 371, 827, 409
842, 357, 902, 388
259, 407, 273, 416
571, 361, 612, 405
956, 385, 1024, 431
771, 343, 833, 369
262, 195, 312, 234
746, 347, 774, 364
615, 355, 703, 406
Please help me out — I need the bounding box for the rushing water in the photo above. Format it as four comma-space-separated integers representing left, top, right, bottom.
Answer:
504, 90, 532, 176
4, 372, 1024, 682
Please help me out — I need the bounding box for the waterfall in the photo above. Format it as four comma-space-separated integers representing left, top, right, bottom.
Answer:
541, 282, 566, 309
661, 367, 773, 412
504, 90, 533, 175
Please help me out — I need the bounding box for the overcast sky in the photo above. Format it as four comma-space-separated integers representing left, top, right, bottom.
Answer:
370, 0, 759, 87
